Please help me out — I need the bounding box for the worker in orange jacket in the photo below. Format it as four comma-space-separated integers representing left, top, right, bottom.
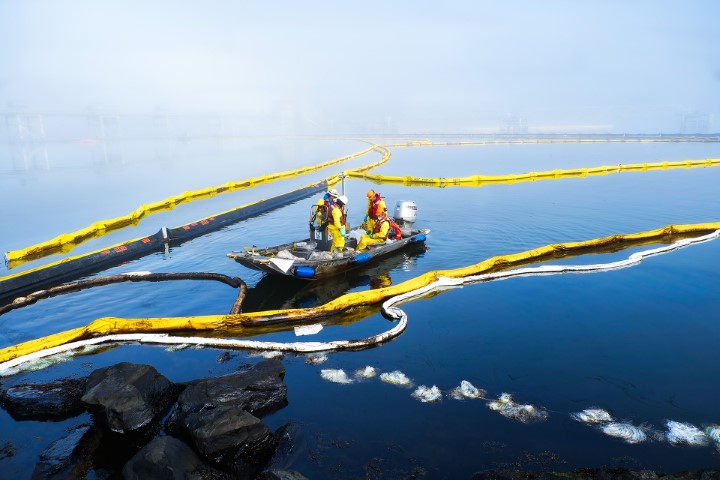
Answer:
363, 189, 387, 233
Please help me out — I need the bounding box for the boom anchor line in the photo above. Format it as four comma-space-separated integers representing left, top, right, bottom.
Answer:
0, 223, 717, 376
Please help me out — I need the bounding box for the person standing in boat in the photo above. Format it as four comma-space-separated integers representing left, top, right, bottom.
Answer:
356, 211, 401, 251
327, 195, 348, 253
310, 188, 339, 228
363, 189, 387, 233
309, 188, 339, 249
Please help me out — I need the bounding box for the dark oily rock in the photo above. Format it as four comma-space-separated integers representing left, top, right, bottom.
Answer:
81, 362, 179, 433
258, 469, 309, 480
185, 406, 274, 455
122, 435, 230, 480
180, 404, 278, 475
0, 377, 87, 421
172, 359, 287, 422
31, 423, 92, 479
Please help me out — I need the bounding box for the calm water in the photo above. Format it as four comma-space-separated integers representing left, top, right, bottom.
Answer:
1, 137, 720, 477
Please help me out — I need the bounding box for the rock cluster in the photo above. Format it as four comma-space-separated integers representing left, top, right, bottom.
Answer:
0, 358, 304, 479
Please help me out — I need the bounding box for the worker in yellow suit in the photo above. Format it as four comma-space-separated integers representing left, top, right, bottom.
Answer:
309, 188, 340, 249
327, 195, 348, 253
363, 190, 387, 233
310, 188, 339, 230
356, 211, 390, 251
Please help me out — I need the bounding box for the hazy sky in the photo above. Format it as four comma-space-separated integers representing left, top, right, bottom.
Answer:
1, 1, 718, 133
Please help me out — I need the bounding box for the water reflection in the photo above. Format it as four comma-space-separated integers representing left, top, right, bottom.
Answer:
1, 138, 720, 476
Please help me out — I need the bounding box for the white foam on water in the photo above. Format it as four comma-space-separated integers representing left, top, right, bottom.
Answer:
571, 408, 614, 425
320, 369, 353, 384
705, 425, 720, 442
304, 353, 328, 365
165, 343, 190, 352
412, 385, 442, 403
449, 380, 485, 400
665, 420, 710, 446
379, 370, 413, 387
249, 350, 284, 359
448, 389, 465, 400
355, 366, 377, 378
706, 425, 720, 451
262, 351, 284, 359
600, 423, 647, 444
487, 393, 548, 423
1, 344, 107, 376
459, 380, 484, 398
3, 355, 70, 375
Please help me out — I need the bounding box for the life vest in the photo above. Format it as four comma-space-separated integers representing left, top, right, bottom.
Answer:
321, 201, 347, 228
367, 193, 384, 219
373, 217, 402, 240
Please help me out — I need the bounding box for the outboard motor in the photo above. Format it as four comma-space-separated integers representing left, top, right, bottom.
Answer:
393, 200, 417, 236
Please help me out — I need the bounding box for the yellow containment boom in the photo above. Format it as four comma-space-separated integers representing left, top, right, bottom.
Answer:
348, 158, 720, 186
5, 145, 378, 264
0, 145, 392, 300
1, 221, 718, 366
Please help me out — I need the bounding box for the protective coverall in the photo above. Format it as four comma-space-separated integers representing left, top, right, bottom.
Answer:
309, 191, 340, 249
356, 216, 390, 251
364, 190, 387, 233
326, 203, 346, 252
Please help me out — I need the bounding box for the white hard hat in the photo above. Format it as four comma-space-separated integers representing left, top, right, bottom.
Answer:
327, 188, 339, 197
337, 195, 348, 205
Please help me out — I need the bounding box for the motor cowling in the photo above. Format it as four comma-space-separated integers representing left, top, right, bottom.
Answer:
393, 201, 417, 234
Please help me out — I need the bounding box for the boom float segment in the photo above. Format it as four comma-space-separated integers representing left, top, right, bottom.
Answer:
1, 222, 718, 368
5, 145, 376, 264
382, 134, 720, 148
0, 180, 330, 300
348, 158, 720, 187
0, 271, 247, 316
0, 144, 392, 299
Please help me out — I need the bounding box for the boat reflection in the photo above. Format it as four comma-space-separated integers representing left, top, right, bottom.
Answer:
242, 242, 428, 312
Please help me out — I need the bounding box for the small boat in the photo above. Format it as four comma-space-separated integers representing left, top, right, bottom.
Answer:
241, 243, 428, 310
227, 201, 429, 280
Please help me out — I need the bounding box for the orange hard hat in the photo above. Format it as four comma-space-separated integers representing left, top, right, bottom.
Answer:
366, 189, 375, 198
